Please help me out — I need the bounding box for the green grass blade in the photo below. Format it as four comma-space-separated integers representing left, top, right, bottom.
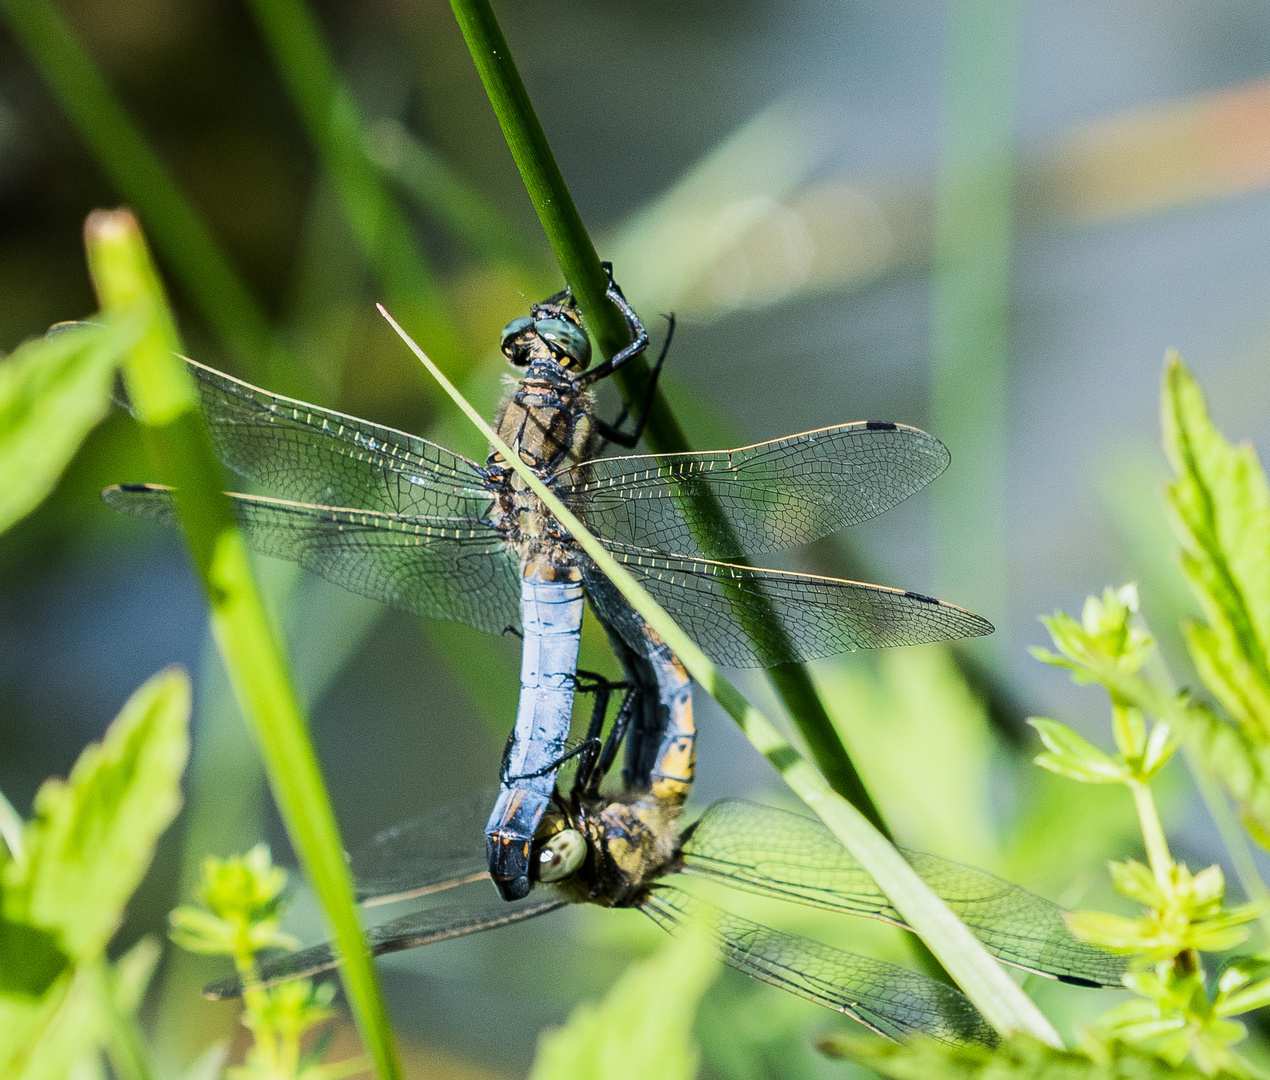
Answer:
448, 0, 887, 831
380, 305, 1062, 1045
0, 0, 278, 375
84, 210, 402, 1080
240, 0, 465, 375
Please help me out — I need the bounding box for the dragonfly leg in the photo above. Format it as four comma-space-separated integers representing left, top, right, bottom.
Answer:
592, 312, 675, 450
502, 738, 604, 783
575, 263, 651, 388
584, 684, 640, 798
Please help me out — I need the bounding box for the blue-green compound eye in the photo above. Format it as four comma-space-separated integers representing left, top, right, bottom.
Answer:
499, 316, 535, 355
534, 318, 592, 368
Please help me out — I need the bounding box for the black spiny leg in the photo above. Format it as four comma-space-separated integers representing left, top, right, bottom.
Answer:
502, 671, 629, 785
593, 312, 675, 450
583, 683, 640, 798
577, 264, 650, 387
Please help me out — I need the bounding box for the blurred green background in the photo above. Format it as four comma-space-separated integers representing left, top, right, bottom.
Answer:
3, 0, 1270, 1076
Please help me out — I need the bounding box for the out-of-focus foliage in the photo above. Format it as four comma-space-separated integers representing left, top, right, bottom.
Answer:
169, 845, 366, 1080
527, 924, 718, 1080
0, 319, 137, 534
821, 1032, 1244, 1080
0, 666, 190, 1080
1024, 571, 1268, 1075
1160, 356, 1270, 848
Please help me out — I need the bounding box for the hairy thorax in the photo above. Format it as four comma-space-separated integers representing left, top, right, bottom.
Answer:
547, 793, 685, 908
486, 373, 597, 581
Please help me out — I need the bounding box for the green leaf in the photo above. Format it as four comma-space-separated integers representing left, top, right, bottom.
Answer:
1161, 355, 1270, 737
0, 320, 136, 535
1028, 718, 1127, 784
527, 925, 718, 1080
819, 1032, 1238, 1080
0, 964, 106, 1080
1176, 705, 1270, 849
5, 667, 190, 959
1108, 860, 1163, 907
1063, 910, 1156, 952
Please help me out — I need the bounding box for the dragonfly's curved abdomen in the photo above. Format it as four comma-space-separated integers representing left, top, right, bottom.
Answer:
485, 569, 585, 900
643, 630, 695, 806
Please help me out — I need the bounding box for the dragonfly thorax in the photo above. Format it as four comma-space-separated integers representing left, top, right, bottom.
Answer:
533, 794, 684, 908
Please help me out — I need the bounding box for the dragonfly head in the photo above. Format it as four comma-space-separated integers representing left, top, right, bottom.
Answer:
500, 301, 592, 373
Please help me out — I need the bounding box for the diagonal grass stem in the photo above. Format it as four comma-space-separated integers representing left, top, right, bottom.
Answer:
379, 302, 1062, 1045
85, 209, 402, 1080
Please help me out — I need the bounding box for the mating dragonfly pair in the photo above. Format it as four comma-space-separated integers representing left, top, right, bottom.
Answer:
106, 271, 1122, 1043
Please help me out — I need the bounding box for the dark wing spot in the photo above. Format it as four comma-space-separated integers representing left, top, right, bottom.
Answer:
865, 421, 897, 431
905, 591, 939, 604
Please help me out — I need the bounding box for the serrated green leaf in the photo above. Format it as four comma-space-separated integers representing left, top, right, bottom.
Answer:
819, 1031, 1237, 1080
1183, 620, 1270, 737
0, 320, 136, 536
1029, 719, 1126, 783
1161, 355, 1270, 737
527, 925, 718, 1080
1176, 705, 1270, 850
8, 667, 190, 960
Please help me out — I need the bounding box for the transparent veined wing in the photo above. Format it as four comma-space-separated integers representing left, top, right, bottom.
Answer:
642, 885, 996, 1047
185, 359, 494, 519
103, 485, 522, 636
583, 549, 991, 668
203, 892, 567, 999
562, 422, 948, 559
680, 801, 1128, 988
351, 787, 497, 906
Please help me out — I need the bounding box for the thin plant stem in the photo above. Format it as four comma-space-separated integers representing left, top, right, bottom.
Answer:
447, 0, 887, 834
379, 303, 1063, 1046
84, 210, 403, 1080
1130, 780, 1173, 886
0, 0, 279, 376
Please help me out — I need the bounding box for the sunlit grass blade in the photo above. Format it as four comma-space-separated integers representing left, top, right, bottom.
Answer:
84, 209, 402, 1080
448, 0, 887, 831
240, 0, 465, 376
0, 0, 279, 376
379, 303, 1063, 1046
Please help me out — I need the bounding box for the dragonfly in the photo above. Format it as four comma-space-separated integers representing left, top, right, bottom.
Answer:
202, 697, 1126, 1047
104, 269, 993, 901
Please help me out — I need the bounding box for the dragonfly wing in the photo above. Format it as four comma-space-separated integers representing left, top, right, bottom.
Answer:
351, 787, 498, 906
591, 547, 991, 667
103, 485, 522, 636
680, 801, 1128, 988
185, 358, 494, 518
203, 892, 567, 999
642, 885, 996, 1046
564, 422, 948, 558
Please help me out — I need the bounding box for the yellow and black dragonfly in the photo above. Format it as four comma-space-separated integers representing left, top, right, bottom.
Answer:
104, 271, 992, 901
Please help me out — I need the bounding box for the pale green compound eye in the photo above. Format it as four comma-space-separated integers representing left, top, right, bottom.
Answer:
535, 828, 586, 882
